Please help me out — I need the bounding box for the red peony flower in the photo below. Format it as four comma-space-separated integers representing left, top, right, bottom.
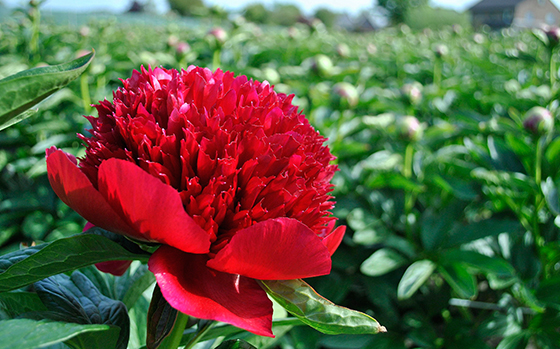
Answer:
46, 66, 345, 337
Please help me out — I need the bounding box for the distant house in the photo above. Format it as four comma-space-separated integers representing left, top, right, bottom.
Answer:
469, 0, 560, 28
336, 13, 380, 32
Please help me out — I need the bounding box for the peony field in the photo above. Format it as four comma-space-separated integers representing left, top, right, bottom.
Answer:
0, 1, 560, 348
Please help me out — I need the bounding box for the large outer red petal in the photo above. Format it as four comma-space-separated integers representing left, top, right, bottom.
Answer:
46, 149, 137, 237
97, 158, 211, 254
207, 218, 332, 280
148, 246, 273, 337
95, 260, 133, 276
323, 226, 346, 256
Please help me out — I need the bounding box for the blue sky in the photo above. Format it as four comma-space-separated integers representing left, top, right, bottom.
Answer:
3, 0, 484, 15
4, 0, 560, 15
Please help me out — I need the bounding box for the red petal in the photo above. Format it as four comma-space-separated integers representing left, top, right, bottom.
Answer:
95, 260, 133, 276
207, 218, 332, 280
148, 246, 273, 337
46, 149, 136, 236
98, 159, 211, 254
323, 226, 346, 256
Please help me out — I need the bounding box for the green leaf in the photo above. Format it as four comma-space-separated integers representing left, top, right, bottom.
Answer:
0, 318, 114, 349
542, 177, 560, 215
360, 248, 407, 277
536, 275, 560, 309
260, 279, 385, 335
397, 260, 436, 300
496, 332, 529, 349
117, 263, 156, 309
440, 249, 516, 277
0, 233, 149, 292
0, 51, 94, 130
34, 271, 129, 349
0, 291, 47, 317
215, 339, 257, 349
444, 218, 521, 248
360, 150, 402, 171
438, 263, 477, 299
146, 284, 178, 349
420, 201, 466, 250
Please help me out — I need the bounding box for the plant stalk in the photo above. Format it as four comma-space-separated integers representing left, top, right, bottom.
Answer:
157, 312, 190, 349
433, 60, 442, 89
533, 137, 545, 247
184, 321, 215, 349
403, 143, 415, 241
80, 73, 92, 114
212, 49, 221, 70
550, 48, 556, 89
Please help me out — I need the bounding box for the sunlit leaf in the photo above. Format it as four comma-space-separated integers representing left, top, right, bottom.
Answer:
397, 260, 436, 300
0, 318, 115, 349
260, 279, 385, 335
0, 51, 94, 130
360, 248, 407, 277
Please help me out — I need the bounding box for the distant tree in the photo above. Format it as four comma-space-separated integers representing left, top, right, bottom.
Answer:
243, 3, 270, 24
167, 0, 206, 16
269, 4, 301, 26
376, 0, 427, 24
404, 5, 471, 30
314, 8, 339, 28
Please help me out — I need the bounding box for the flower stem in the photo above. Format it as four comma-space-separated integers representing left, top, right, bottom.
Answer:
533, 136, 545, 248
212, 49, 221, 70
403, 143, 415, 241
80, 73, 92, 114
157, 312, 190, 349
433, 60, 442, 89
184, 321, 215, 349
550, 49, 556, 89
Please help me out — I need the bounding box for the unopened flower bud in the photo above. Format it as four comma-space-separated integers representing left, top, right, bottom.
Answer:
336, 43, 350, 58
311, 54, 333, 77
452, 24, 463, 36
396, 116, 423, 141
434, 44, 448, 58
208, 27, 228, 46
473, 33, 485, 44
546, 26, 560, 49
167, 34, 179, 47
523, 107, 554, 135
79, 26, 90, 37
176, 42, 190, 55
332, 82, 359, 107
401, 82, 422, 106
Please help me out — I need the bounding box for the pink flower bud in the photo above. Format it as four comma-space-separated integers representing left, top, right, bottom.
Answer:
523, 107, 554, 135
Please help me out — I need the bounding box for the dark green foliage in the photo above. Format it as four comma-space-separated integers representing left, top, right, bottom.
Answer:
376, 0, 428, 24
242, 3, 269, 24
269, 4, 301, 27
314, 8, 339, 28
167, 0, 206, 16
404, 6, 471, 30
1, 6, 560, 348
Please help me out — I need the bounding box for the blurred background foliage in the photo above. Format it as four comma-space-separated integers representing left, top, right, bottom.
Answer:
2, 0, 560, 348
